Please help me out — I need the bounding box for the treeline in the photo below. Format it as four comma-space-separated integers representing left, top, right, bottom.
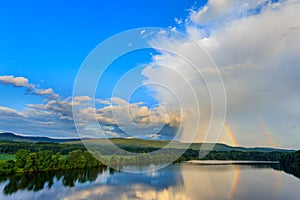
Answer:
0, 141, 299, 177
0, 149, 104, 175
177, 149, 290, 162
106, 152, 180, 167
0, 141, 86, 155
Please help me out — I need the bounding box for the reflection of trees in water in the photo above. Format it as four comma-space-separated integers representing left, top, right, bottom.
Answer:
278, 151, 300, 179
275, 165, 300, 179
0, 166, 110, 195
1, 163, 298, 196
262, 163, 300, 179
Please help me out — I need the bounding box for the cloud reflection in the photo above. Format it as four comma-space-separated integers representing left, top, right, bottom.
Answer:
0, 164, 299, 200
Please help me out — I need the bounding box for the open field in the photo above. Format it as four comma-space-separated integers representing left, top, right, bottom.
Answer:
0, 153, 15, 161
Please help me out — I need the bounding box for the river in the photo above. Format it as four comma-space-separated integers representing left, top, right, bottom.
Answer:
0, 163, 299, 200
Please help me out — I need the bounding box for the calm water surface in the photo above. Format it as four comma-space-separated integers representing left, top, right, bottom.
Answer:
0, 163, 299, 200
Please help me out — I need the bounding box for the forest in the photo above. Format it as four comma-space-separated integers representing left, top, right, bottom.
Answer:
0, 141, 299, 178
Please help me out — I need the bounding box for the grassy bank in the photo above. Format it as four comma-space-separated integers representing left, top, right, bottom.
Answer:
0, 153, 15, 161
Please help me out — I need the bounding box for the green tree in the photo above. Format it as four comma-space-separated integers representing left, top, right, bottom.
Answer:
49, 152, 61, 170
24, 152, 37, 171
136, 153, 151, 165
0, 160, 16, 174
15, 149, 30, 169
57, 158, 66, 169
110, 155, 120, 166
84, 151, 99, 167
66, 150, 85, 169
37, 150, 53, 170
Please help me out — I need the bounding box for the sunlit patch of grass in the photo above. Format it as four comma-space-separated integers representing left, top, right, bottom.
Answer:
0, 153, 15, 161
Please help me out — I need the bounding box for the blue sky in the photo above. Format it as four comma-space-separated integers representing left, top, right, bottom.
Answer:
0, 0, 199, 107
0, 0, 300, 149
0, 0, 200, 138
0, 0, 195, 93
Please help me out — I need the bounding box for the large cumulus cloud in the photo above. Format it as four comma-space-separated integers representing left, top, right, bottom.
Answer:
142, 0, 300, 148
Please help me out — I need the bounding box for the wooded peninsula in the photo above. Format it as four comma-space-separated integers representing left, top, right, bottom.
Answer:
0, 139, 299, 179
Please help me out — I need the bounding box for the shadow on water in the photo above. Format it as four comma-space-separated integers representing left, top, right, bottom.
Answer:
238, 163, 300, 180
223, 163, 300, 179
272, 164, 300, 179
0, 166, 110, 195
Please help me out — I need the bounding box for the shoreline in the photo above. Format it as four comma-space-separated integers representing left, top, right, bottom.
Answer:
185, 160, 280, 165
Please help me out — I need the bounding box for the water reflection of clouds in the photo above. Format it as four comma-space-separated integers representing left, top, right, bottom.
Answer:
63, 184, 189, 200
58, 167, 296, 200
57, 165, 249, 200
0, 164, 299, 200
180, 164, 236, 200
104, 165, 183, 189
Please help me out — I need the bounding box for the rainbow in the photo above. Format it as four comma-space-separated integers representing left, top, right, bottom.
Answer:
257, 118, 277, 147
228, 165, 240, 200
257, 119, 281, 198
224, 123, 240, 199
224, 124, 238, 147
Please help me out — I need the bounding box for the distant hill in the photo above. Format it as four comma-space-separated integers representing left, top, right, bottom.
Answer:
66, 137, 295, 153
0, 132, 81, 143
0, 132, 295, 152
190, 142, 295, 153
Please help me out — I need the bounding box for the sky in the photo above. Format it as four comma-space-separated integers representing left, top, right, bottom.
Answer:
0, 0, 299, 149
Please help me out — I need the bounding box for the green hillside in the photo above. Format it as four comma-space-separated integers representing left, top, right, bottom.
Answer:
0, 132, 295, 153
0, 132, 80, 143
66, 137, 295, 153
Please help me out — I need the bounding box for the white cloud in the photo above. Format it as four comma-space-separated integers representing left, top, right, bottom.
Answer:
34, 88, 55, 96
189, 0, 265, 25
174, 17, 183, 25
0, 106, 21, 115
0, 94, 180, 139
73, 96, 92, 101
95, 98, 180, 128
73, 97, 182, 138
0, 75, 60, 99
142, 0, 300, 147
0, 75, 34, 89
140, 30, 146, 35
1, 1, 299, 148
